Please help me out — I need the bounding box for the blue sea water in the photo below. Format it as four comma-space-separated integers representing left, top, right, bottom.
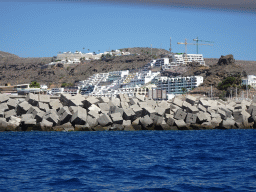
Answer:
0, 130, 256, 192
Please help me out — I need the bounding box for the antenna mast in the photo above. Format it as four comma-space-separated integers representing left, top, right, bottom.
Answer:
169, 37, 172, 53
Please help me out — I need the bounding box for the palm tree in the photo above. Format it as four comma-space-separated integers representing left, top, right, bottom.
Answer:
83, 47, 85, 53
181, 87, 187, 95
88, 49, 90, 53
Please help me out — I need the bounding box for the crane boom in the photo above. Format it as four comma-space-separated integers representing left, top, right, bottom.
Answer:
193, 37, 214, 54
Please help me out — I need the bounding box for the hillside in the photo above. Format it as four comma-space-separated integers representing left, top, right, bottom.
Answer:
0, 49, 255, 90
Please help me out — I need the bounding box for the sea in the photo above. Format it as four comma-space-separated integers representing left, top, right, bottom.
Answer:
0, 130, 256, 192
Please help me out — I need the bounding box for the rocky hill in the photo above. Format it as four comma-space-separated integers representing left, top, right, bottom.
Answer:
0, 49, 255, 91
0, 48, 168, 87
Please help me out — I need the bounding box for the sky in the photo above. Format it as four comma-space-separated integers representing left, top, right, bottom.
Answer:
0, 0, 255, 60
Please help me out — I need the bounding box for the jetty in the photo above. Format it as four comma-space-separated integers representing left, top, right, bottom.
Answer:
0, 93, 255, 131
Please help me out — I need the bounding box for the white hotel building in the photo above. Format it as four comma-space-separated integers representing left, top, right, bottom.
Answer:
152, 54, 205, 71
154, 76, 204, 94
242, 75, 256, 87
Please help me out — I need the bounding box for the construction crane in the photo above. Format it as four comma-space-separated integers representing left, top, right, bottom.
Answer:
177, 38, 213, 64
177, 39, 195, 55
193, 37, 214, 54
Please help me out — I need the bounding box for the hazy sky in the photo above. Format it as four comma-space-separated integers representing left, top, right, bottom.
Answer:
0, 0, 255, 60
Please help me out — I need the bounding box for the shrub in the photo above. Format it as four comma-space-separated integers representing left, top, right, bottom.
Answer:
30, 81, 40, 88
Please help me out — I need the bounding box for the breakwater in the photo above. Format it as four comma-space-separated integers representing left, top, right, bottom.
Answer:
0, 93, 255, 131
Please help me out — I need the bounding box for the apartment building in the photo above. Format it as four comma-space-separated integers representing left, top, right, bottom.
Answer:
154, 76, 204, 94
242, 75, 256, 87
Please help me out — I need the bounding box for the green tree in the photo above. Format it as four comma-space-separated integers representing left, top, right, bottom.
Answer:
30, 81, 40, 88
181, 87, 187, 94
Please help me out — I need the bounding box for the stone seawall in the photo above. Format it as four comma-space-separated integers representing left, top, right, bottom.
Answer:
0, 93, 255, 131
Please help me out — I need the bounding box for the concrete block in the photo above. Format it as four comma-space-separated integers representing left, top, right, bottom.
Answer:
88, 104, 101, 113
44, 111, 59, 126
69, 106, 78, 114
228, 101, 236, 107
172, 97, 183, 108
38, 102, 50, 112
132, 118, 142, 130
211, 118, 221, 127
120, 102, 129, 109
21, 114, 34, 122
140, 115, 153, 129
0, 111, 4, 118
69, 94, 84, 106
5, 109, 17, 120
155, 107, 166, 116
118, 94, 129, 103
220, 118, 236, 129
155, 117, 171, 130
109, 124, 124, 131
174, 109, 187, 120
7, 99, 18, 110
38, 95, 50, 103
138, 102, 149, 109
234, 104, 246, 110
98, 103, 110, 112
17, 101, 32, 116
186, 95, 196, 105
129, 98, 139, 105
199, 99, 210, 107
174, 119, 187, 129
49, 99, 63, 111
99, 97, 109, 103
217, 109, 227, 120
170, 104, 180, 113
150, 113, 161, 125
130, 104, 143, 117
86, 116, 98, 128
26, 93, 38, 106
8, 116, 21, 127
220, 107, 232, 118
58, 107, 72, 125
110, 113, 123, 124
0, 94, 9, 103
74, 124, 93, 131
71, 106, 87, 125
207, 100, 218, 111
0, 103, 9, 112
107, 101, 115, 109
157, 100, 170, 109
226, 105, 234, 112
136, 93, 145, 101
0, 118, 8, 131
35, 111, 45, 123
142, 106, 156, 117
147, 99, 157, 109
88, 110, 100, 119
111, 97, 120, 107
123, 108, 136, 121
165, 113, 174, 119
112, 106, 124, 116
97, 113, 112, 126
123, 120, 131, 126
60, 94, 72, 106
84, 96, 100, 108
185, 113, 197, 124
197, 111, 208, 123
197, 104, 206, 112
233, 109, 250, 123
241, 100, 251, 108
166, 115, 175, 126
186, 104, 199, 114
182, 101, 191, 109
